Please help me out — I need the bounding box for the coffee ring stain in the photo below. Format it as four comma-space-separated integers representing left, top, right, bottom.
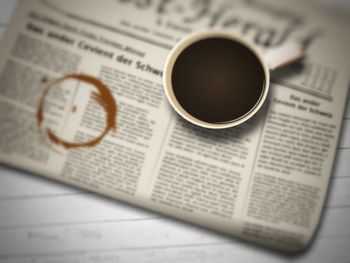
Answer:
37, 74, 117, 149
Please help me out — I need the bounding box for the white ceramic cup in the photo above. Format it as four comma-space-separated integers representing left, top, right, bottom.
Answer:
163, 31, 303, 129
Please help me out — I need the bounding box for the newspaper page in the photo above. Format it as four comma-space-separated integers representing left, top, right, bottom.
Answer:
0, 0, 349, 252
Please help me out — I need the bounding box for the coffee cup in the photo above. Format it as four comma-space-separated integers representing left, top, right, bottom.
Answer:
163, 31, 303, 129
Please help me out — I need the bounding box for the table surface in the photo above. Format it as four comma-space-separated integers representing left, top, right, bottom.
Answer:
0, 0, 349, 262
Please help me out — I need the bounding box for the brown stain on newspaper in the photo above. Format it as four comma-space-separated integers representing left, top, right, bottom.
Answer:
37, 74, 117, 149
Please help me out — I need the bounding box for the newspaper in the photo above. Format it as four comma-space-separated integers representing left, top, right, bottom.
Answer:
0, 0, 349, 252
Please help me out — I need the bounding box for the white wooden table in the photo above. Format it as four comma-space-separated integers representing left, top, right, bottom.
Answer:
0, 1, 349, 262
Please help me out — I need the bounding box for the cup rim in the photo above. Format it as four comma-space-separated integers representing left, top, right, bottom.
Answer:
163, 30, 270, 129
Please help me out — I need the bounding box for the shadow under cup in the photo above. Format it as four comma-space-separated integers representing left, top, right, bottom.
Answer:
164, 33, 269, 129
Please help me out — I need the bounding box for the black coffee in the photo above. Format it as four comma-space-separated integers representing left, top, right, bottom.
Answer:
171, 37, 266, 124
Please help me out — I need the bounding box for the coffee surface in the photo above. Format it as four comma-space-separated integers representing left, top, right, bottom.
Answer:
171, 37, 266, 124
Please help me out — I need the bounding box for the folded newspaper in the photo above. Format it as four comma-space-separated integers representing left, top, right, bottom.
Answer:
0, 0, 349, 252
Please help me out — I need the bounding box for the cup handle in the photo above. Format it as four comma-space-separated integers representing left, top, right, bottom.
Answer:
263, 41, 304, 70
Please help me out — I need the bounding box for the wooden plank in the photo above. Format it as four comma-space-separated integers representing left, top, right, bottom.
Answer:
0, 217, 229, 257
317, 207, 350, 238
0, 166, 79, 198
338, 119, 350, 148
0, 206, 349, 259
326, 177, 350, 207
332, 149, 350, 178
0, 193, 157, 229
1, 236, 350, 263
0, 0, 17, 25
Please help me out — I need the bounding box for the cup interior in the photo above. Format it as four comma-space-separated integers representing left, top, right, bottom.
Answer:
163, 31, 270, 129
